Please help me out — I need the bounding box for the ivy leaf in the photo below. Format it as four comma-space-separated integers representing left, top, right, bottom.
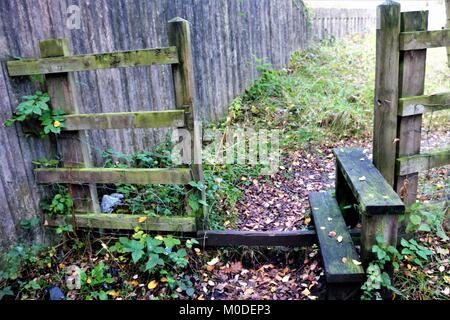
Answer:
409, 214, 421, 225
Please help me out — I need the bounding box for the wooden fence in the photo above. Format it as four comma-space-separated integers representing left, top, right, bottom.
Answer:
0, 0, 375, 251
308, 8, 375, 42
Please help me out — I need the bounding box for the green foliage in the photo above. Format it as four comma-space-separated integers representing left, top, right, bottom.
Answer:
110, 229, 198, 297
399, 238, 433, 267
402, 202, 449, 240
226, 35, 375, 150
41, 187, 73, 216
19, 217, 40, 230
0, 243, 50, 282
3, 91, 66, 137
31, 157, 61, 168
361, 235, 434, 300
361, 263, 395, 300
111, 230, 194, 275
80, 261, 114, 300
361, 236, 402, 300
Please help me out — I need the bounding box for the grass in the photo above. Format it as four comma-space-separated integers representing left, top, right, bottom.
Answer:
225, 33, 375, 151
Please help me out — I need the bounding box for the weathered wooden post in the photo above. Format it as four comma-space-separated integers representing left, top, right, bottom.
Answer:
446, 0, 450, 67
39, 39, 100, 214
395, 11, 428, 209
168, 18, 207, 230
365, 1, 401, 261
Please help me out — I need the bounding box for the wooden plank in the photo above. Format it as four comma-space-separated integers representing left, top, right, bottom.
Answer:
395, 11, 429, 207
396, 149, 450, 175
168, 18, 207, 228
373, 1, 401, 186
198, 230, 317, 247
63, 110, 185, 130
40, 39, 100, 213
46, 214, 197, 232
399, 29, 450, 50
7, 46, 179, 76
334, 148, 405, 215
447, 0, 450, 67
309, 192, 365, 283
370, 2, 401, 264
34, 167, 192, 185
398, 92, 450, 116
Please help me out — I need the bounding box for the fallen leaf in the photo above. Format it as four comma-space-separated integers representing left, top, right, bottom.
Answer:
107, 290, 120, 298
304, 217, 311, 225
352, 259, 362, 266
301, 288, 311, 296
138, 216, 147, 223
207, 257, 220, 266
282, 275, 290, 283
207, 265, 215, 272
147, 280, 158, 290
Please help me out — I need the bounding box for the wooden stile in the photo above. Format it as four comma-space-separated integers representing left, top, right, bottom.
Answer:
168, 18, 207, 230
399, 29, 450, 51
395, 11, 428, 208
39, 39, 100, 213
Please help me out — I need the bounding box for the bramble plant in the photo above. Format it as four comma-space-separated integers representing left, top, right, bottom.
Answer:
41, 188, 73, 216
4, 91, 66, 137
110, 228, 198, 297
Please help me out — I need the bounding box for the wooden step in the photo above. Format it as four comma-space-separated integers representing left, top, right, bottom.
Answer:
334, 148, 405, 215
309, 191, 365, 284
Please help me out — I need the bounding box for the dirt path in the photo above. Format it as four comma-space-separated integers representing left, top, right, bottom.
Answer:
201, 128, 448, 300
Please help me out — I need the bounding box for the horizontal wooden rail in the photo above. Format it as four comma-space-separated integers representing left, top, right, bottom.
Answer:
35, 168, 192, 185
64, 110, 185, 130
47, 214, 197, 232
396, 149, 450, 175
398, 92, 450, 116
399, 29, 450, 50
7, 46, 179, 76
198, 229, 362, 247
